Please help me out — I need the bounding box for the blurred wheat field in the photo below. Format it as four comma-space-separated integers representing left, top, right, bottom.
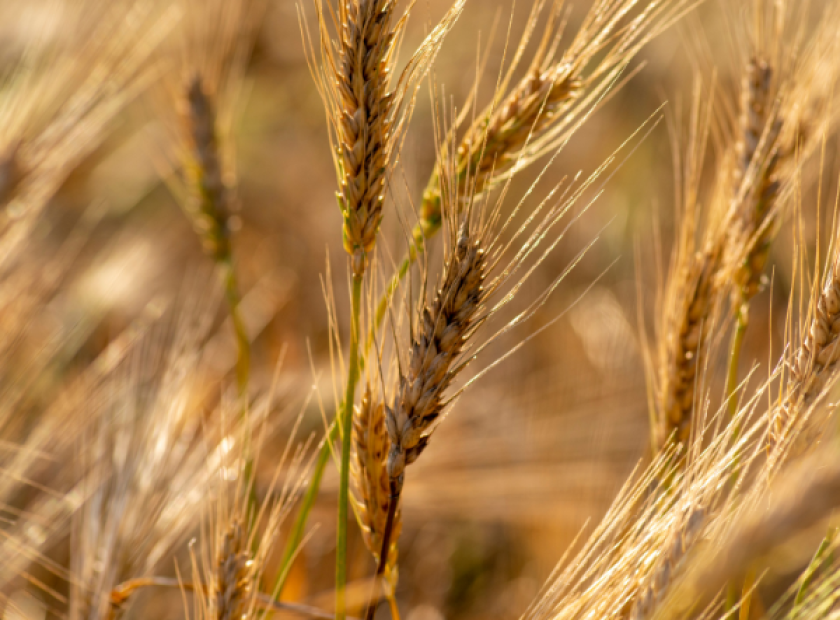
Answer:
4, 0, 840, 619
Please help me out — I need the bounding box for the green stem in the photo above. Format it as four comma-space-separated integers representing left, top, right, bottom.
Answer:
725, 301, 749, 422
722, 301, 750, 620
793, 526, 837, 616
274, 416, 339, 594
365, 223, 428, 358
220, 258, 250, 401
337, 272, 364, 620
723, 582, 739, 620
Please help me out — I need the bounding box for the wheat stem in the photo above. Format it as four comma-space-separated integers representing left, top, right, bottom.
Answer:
367, 252, 414, 358
338, 273, 364, 620
725, 302, 749, 421
792, 526, 837, 616
275, 418, 339, 594
386, 595, 400, 620
220, 258, 250, 402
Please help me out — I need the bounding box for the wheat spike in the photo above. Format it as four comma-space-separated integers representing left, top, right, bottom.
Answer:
186, 75, 232, 264
729, 56, 785, 300
770, 253, 840, 453
420, 63, 582, 237
353, 386, 401, 592
386, 222, 487, 484
418, 0, 691, 242
658, 240, 724, 452
334, 0, 398, 276
213, 520, 253, 620
628, 507, 705, 620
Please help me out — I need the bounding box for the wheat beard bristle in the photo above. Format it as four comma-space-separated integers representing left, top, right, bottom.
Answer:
732, 57, 784, 300
386, 226, 487, 483
186, 75, 231, 264
353, 388, 402, 584
337, 0, 397, 275
659, 244, 722, 452
421, 64, 582, 233
214, 520, 252, 620
770, 258, 840, 454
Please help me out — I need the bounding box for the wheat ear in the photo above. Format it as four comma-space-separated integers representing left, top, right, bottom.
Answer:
213, 520, 252, 620
729, 57, 785, 301
628, 507, 705, 620
352, 386, 401, 594
333, 0, 399, 277
386, 223, 487, 483
184, 73, 250, 400
186, 75, 233, 264
769, 253, 840, 454
363, 222, 488, 620
419, 63, 582, 240
658, 241, 724, 453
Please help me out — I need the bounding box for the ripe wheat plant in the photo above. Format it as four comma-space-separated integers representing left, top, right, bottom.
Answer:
6, 0, 840, 619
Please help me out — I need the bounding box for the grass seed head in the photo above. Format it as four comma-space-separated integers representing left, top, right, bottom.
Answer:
353, 386, 401, 591
771, 253, 840, 454
729, 57, 785, 301
336, 0, 398, 275
658, 241, 724, 453
386, 223, 487, 484
213, 520, 253, 620
186, 75, 232, 264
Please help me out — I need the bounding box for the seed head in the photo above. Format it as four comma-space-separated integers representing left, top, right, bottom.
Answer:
386, 225, 487, 484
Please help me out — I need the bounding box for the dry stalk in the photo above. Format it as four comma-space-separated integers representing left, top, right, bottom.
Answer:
769, 252, 840, 454
352, 386, 401, 595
